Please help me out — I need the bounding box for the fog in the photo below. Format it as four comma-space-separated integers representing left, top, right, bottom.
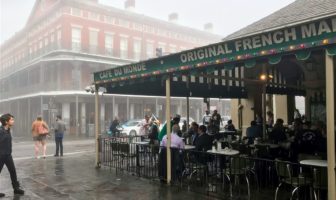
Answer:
1, 0, 295, 43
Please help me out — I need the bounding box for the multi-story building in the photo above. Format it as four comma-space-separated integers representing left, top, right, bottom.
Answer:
0, 0, 222, 136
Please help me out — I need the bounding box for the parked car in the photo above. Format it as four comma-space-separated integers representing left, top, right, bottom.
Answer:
121, 119, 142, 136
179, 117, 195, 128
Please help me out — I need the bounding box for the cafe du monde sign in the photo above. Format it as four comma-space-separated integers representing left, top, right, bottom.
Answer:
95, 17, 336, 83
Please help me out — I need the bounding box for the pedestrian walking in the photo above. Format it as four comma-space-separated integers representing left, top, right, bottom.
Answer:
54, 115, 66, 157
0, 113, 25, 197
31, 116, 49, 159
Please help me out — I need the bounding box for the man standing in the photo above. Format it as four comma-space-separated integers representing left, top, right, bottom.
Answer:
202, 110, 211, 128
0, 113, 24, 197
54, 115, 66, 157
211, 110, 222, 134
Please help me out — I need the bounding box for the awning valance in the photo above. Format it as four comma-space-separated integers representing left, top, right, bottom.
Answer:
94, 16, 336, 85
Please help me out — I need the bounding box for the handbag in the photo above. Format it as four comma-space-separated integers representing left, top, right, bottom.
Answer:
37, 123, 48, 135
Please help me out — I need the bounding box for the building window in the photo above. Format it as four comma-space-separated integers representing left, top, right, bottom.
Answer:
146, 42, 154, 59
57, 29, 62, 47
39, 40, 43, 49
70, 8, 82, 16
133, 39, 141, 60
105, 33, 114, 56
158, 42, 166, 54
71, 27, 81, 51
44, 37, 48, 47
105, 15, 116, 24
89, 29, 98, 53
50, 33, 55, 43
169, 45, 177, 53
88, 12, 99, 21
120, 37, 128, 59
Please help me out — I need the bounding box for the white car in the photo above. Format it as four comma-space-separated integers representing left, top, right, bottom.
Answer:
121, 119, 142, 136
179, 117, 195, 128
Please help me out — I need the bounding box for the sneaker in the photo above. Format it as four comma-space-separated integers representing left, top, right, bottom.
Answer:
14, 188, 24, 195
54, 154, 59, 157
0, 193, 5, 197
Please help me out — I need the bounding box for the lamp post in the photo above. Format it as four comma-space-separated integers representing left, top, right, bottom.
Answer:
85, 85, 101, 168
260, 74, 273, 140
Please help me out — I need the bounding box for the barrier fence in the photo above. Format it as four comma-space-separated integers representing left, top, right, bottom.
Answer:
99, 136, 327, 200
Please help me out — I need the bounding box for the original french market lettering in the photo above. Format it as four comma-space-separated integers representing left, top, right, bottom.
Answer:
180, 44, 232, 63
234, 27, 297, 51
180, 17, 336, 64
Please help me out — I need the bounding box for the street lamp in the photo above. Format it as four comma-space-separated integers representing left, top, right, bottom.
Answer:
259, 74, 273, 140
85, 84, 101, 168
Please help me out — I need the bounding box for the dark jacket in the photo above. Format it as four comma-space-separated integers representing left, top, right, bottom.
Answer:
0, 126, 12, 155
246, 125, 262, 144
55, 120, 66, 138
195, 133, 213, 152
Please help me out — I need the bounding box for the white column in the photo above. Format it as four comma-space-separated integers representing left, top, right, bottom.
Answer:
273, 95, 288, 124
81, 103, 86, 134
325, 52, 335, 200
76, 95, 79, 135
112, 96, 116, 118
62, 103, 70, 130
100, 103, 105, 132
130, 103, 135, 119
126, 96, 130, 120
115, 104, 119, 118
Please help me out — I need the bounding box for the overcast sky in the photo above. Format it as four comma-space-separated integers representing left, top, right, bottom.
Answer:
0, 0, 295, 44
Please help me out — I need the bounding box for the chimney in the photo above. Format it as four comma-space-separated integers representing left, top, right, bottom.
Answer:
204, 23, 213, 33
125, 0, 135, 12
168, 13, 178, 24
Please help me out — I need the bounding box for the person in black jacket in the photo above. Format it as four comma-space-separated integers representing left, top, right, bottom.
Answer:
0, 113, 24, 197
194, 125, 213, 164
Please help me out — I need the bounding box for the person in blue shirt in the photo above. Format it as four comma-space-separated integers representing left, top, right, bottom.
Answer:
246, 120, 262, 144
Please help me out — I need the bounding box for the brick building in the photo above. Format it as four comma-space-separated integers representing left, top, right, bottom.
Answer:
0, 0, 222, 136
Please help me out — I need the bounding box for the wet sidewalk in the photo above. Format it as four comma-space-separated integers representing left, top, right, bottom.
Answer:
0, 152, 219, 200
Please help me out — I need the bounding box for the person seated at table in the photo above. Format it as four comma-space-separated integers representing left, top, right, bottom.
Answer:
311, 120, 327, 154
292, 119, 322, 160
224, 119, 236, 132
160, 124, 185, 149
159, 125, 184, 182
246, 120, 262, 144
269, 118, 287, 144
195, 125, 213, 152
194, 125, 213, 164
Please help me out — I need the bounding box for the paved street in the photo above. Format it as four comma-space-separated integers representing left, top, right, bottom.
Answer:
11, 136, 95, 160
1, 138, 219, 200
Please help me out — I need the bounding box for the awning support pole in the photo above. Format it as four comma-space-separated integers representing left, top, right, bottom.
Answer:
95, 86, 101, 168
166, 77, 171, 184
325, 52, 335, 200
